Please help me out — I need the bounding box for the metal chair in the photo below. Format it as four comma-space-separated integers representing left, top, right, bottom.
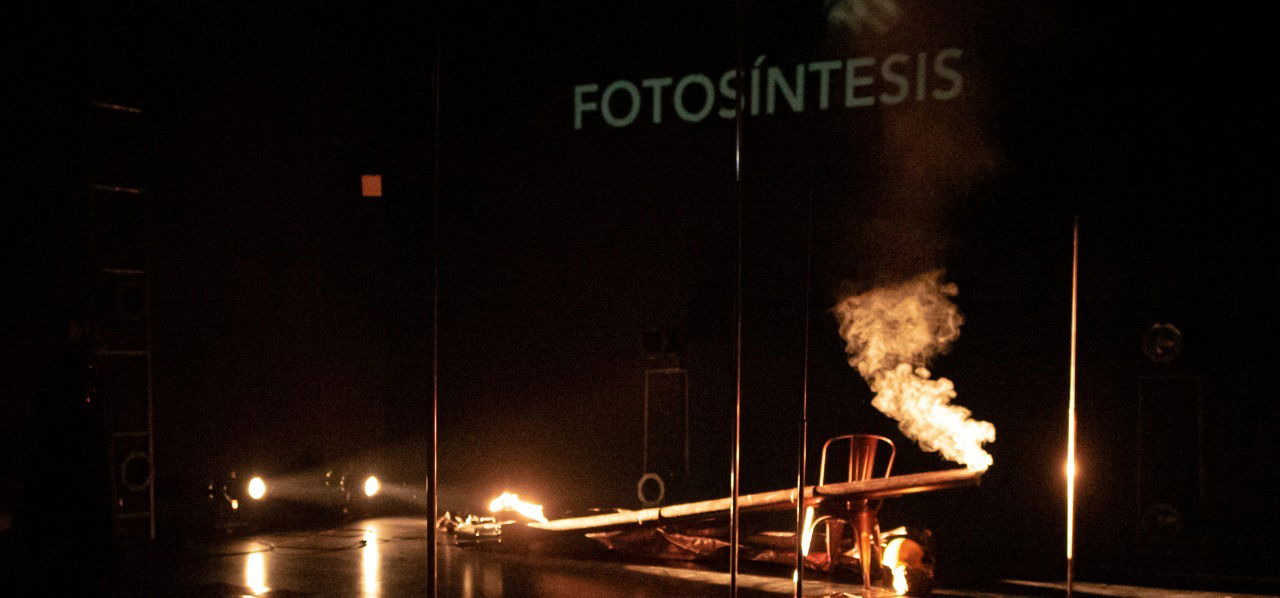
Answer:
813, 434, 895, 591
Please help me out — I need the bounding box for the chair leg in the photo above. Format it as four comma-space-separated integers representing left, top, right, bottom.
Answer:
853, 507, 879, 592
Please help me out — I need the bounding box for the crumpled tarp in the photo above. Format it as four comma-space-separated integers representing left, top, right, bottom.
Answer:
585, 525, 730, 560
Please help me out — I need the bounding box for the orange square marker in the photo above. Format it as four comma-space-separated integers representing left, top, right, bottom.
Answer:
361, 174, 382, 197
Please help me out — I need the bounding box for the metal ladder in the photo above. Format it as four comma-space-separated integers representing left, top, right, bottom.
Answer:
86, 98, 155, 540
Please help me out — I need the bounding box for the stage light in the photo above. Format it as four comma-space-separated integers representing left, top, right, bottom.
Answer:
363, 475, 380, 498
248, 476, 267, 500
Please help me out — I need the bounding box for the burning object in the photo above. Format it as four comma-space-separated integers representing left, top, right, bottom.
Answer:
833, 271, 995, 470
561, 516, 937, 595
433, 493, 554, 548
492, 436, 979, 595
881, 528, 935, 596
437, 512, 504, 545
489, 491, 549, 524
464, 433, 977, 595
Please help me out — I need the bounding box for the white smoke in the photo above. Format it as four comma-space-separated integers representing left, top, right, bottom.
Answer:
834, 270, 995, 470
826, 0, 901, 34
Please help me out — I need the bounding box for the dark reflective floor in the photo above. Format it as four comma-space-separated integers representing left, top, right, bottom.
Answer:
122, 517, 905, 597
93, 518, 1269, 597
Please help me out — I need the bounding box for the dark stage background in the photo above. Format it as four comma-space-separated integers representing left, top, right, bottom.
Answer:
3, 0, 1276, 589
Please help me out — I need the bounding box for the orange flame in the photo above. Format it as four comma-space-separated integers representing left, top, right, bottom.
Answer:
834, 271, 995, 470
882, 537, 910, 595
489, 491, 548, 523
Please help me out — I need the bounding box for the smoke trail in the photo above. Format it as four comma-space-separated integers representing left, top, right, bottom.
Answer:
833, 270, 994, 470
826, 0, 901, 34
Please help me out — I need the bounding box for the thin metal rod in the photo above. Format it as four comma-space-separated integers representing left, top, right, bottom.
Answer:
140, 107, 157, 541
1066, 216, 1079, 597
730, 0, 745, 593
89, 99, 142, 114
793, 178, 814, 597
643, 371, 650, 473
427, 6, 443, 597
684, 370, 691, 480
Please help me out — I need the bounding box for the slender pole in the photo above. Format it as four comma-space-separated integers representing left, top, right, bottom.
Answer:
427, 7, 443, 597
793, 180, 814, 598
730, 0, 745, 594
1066, 217, 1079, 597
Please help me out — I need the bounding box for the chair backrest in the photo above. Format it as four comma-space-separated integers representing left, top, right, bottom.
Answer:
818, 434, 895, 486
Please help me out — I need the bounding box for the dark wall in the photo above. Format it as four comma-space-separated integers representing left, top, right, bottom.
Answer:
4, 0, 1275, 588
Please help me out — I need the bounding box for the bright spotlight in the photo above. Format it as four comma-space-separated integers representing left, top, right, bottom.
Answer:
363, 475, 380, 498
248, 476, 267, 500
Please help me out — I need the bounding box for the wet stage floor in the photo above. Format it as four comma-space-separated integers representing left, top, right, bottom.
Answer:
118, 517, 1273, 597
126, 517, 913, 597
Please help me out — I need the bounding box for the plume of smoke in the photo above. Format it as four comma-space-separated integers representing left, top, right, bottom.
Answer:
826, 0, 901, 34
834, 270, 994, 470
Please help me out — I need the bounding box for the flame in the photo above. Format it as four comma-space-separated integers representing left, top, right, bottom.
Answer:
890, 565, 909, 595
834, 271, 995, 470
489, 491, 548, 523
882, 537, 910, 595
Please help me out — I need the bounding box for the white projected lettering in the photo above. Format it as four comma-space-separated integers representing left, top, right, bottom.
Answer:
573, 48, 963, 130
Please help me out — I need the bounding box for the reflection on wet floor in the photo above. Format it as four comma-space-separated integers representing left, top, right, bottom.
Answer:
455, 553, 504, 598
12, 515, 1257, 596
198, 517, 851, 597
218, 519, 405, 597
244, 550, 268, 595
361, 527, 379, 597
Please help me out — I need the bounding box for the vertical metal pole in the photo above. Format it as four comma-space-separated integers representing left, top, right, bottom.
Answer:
1066, 217, 1079, 597
793, 184, 813, 598
730, 0, 745, 594
427, 6, 443, 597
143, 107, 157, 541
684, 370, 691, 481
1194, 377, 1205, 569
643, 371, 650, 474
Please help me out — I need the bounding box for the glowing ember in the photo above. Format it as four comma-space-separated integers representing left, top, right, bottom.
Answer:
489, 491, 548, 523
833, 271, 995, 470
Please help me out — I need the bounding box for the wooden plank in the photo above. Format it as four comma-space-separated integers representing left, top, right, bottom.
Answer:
530, 468, 983, 532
